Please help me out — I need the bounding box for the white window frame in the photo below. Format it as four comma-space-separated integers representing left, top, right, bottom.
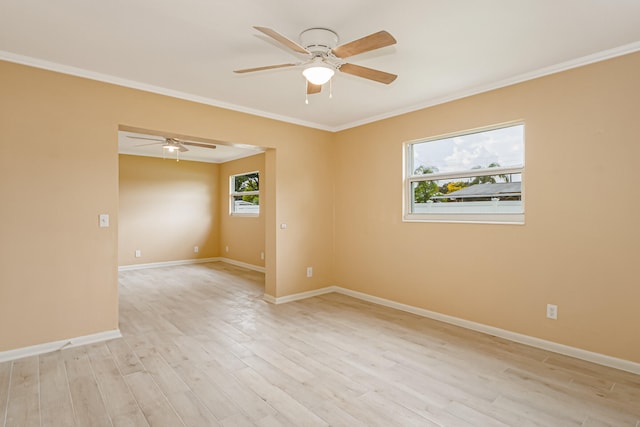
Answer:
230, 171, 260, 216
403, 122, 525, 224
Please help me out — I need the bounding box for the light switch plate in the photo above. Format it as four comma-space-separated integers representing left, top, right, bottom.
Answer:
99, 214, 109, 228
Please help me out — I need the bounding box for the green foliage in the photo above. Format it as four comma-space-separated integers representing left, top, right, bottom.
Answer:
413, 163, 513, 204
234, 172, 259, 205
470, 162, 510, 184
413, 166, 439, 202
414, 165, 438, 176
242, 195, 259, 205
234, 172, 259, 192
414, 180, 439, 203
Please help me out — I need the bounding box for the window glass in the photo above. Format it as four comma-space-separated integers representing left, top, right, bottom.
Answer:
406, 124, 524, 223
411, 125, 524, 174
230, 171, 259, 215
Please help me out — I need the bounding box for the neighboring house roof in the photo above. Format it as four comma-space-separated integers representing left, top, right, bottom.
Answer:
432, 182, 521, 200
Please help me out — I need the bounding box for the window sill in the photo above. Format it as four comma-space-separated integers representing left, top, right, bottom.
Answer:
230, 213, 260, 218
403, 213, 524, 225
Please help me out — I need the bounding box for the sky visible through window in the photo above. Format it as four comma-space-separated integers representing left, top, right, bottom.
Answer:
412, 124, 524, 176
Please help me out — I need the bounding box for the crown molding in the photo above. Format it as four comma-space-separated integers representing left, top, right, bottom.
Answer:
333, 40, 640, 131
0, 51, 333, 132
3, 41, 640, 133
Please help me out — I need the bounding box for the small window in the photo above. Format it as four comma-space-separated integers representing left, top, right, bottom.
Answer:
405, 123, 524, 224
230, 171, 259, 215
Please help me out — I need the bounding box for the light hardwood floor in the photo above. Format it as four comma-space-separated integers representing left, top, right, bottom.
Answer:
1, 262, 639, 426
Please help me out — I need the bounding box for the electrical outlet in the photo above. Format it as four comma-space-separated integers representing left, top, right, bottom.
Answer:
135, 249, 141, 258
260, 252, 265, 260
194, 246, 199, 253
546, 304, 558, 320
306, 267, 313, 278
225, 245, 229, 253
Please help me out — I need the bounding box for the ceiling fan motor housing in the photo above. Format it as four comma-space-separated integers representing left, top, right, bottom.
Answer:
234, 26, 397, 86
299, 28, 339, 54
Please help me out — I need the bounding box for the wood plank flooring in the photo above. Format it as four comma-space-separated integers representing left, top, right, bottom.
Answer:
1, 262, 639, 426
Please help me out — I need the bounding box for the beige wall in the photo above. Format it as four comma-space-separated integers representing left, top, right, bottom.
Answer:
332, 52, 640, 363
218, 154, 266, 268
1, 52, 639, 365
118, 154, 219, 266
0, 60, 334, 351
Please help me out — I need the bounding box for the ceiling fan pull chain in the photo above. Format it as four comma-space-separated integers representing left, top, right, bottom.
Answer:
305, 80, 309, 104
329, 78, 333, 99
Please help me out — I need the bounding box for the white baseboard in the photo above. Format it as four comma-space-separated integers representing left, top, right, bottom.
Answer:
0, 329, 122, 363
217, 257, 265, 273
118, 257, 220, 271
1, 259, 264, 363
262, 294, 277, 304
264, 285, 640, 375
263, 287, 334, 305
119, 257, 265, 273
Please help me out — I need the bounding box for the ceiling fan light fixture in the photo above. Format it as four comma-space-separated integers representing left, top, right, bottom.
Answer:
302, 64, 335, 85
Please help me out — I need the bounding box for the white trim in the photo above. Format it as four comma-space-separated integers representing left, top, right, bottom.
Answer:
262, 294, 277, 304
0, 51, 333, 132
403, 122, 525, 225
118, 257, 220, 271
408, 167, 523, 182
0, 329, 121, 363
402, 214, 525, 225
262, 287, 334, 305
217, 257, 265, 273
3, 41, 640, 133
264, 285, 640, 375
333, 41, 640, 131
118, 257, 265, 273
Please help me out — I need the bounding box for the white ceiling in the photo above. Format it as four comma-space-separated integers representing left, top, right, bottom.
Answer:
118, 131, 265, 163
2, 1, 640, 133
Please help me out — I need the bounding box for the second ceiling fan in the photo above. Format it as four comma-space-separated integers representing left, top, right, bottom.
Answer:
234, 26, 398, 96
127, 136, 217, 152
127, 135, 217, 161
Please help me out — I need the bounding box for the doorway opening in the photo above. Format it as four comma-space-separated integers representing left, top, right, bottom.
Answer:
117, 126, 269, 279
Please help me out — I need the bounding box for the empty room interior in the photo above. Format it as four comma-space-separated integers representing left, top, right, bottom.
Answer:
1, 2, 639, 426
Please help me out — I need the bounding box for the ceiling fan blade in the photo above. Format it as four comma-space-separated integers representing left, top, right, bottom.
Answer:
135, 142, 165, 147
307, 81, 322, 95
177, 143, 189, 152
182, 141, 217, 149
127, 136, 165, 142
253, 26, 310, 55
331, 30, 397, 59
234, 63, 297, 74
339, 63, 397, 84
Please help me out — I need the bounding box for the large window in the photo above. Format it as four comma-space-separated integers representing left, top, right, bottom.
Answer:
405, 123, 524, 224
230, 171, 259, 215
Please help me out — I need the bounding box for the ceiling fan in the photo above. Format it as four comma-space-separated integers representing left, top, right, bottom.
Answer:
127, 135, 216, 161
234, 26, 398, 97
